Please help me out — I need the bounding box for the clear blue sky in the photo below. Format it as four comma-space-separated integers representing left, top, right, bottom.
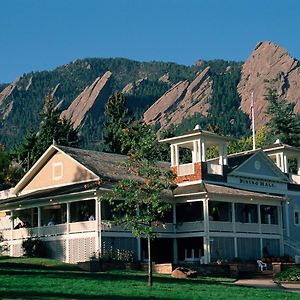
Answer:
1, 0, 299, 83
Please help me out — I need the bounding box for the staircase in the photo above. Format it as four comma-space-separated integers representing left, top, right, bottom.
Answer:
284, 236, 300, 258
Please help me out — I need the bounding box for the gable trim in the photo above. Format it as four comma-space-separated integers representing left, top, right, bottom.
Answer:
14, 145, 99, 194
229, 150, 289, 183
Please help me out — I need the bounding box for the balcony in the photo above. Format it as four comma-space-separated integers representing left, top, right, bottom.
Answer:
207, 162, 223, 175
209, 221, 233, 232
178, 163, 194, 176
289, 174, 300, 184
176, 221, 204, 233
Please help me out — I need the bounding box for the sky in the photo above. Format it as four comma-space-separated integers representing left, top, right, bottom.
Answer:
1, 0, 300, 83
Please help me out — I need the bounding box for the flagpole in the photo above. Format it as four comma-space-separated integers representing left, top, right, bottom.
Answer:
251, 91, 256, 150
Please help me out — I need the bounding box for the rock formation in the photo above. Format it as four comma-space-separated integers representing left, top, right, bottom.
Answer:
158, 73, 172, 85
0, 78, 19, 107
238, 41, 300, 128
61, 71, 112, 128
122, 77, 148, 94
144, 67, 212, 132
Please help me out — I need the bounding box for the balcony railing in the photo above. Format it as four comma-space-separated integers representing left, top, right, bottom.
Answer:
176, 221, 204, 233
1, 220, 281, 241
209, 221, 232, 232
207, 162, 223, 175
289, 174, 300, 184
178, 163, 194, 176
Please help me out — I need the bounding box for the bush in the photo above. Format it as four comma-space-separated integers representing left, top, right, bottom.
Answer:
275, 268, 300, 282
22, 237, 47, 258
0, 233, 8, 255
91, 247, 134, 263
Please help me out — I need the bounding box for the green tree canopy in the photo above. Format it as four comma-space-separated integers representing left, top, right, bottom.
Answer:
265, 87, 300, 146
102, 121, 174, 286
103, 92, 130, 154
15, 94, 78, 170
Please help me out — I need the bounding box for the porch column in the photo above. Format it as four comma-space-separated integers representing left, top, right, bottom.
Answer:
283, 154, 288, 173
231, 202, 238, 258
278, 204, 284, 256
170, 145, 175, 166
172, 203, 178, 264
297, 156, 300, 175
258, 204, 263, 258
65, 202, 70, 263
172, 144, 179, 166
95, 197, 101, 255
203, 197, 210, 263
201, 142, 206, 162
276, 153, 283, 171
37, 207, 41, 237
137, 238, 141, 261
285, 200, 290, 237
173, 238, 178, 264
10, 210, 14, 256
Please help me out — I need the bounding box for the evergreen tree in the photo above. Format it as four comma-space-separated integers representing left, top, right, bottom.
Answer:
16, 94, 78, 170
265, 87, 300, 146
103, 92, 130, 154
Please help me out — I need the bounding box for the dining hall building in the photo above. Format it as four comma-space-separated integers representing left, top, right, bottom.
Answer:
1, 127, 300, 264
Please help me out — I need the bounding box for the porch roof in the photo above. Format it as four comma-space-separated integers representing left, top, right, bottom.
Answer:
173, 182, 285, 201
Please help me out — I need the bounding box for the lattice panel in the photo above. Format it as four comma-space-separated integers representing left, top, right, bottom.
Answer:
44, 239, 66, 261
12, 242, 23, 257
69, 237, 96, 263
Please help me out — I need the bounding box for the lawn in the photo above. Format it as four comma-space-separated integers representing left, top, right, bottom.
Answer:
0, 257, 297, 300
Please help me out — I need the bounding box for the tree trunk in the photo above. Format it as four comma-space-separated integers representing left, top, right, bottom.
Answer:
148, 236, 153, 287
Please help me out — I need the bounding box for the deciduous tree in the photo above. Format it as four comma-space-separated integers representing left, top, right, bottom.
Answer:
102, 121, 174, 286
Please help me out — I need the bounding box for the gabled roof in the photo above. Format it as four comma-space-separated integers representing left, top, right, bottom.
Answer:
228, 150, 289, 182
13, 144, 170, 195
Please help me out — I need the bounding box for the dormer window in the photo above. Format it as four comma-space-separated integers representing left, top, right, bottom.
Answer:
52, 162, 63, 180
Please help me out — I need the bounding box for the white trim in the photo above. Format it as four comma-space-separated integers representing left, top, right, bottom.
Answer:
52, 162, 63, 180
14, 145, 100, 194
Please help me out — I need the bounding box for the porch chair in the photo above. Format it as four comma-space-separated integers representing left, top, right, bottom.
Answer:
257, 260, 267, 271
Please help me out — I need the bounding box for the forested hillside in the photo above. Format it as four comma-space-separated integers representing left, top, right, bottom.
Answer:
0, 57, 247, 150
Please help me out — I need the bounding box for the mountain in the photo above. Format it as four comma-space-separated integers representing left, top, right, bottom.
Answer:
238, 41, 300, 127
0, 41, 299, 150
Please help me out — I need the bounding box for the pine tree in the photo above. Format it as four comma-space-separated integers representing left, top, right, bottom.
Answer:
265, 87, 300, 146
16, 94, 78, 170
103, 92, 130, 154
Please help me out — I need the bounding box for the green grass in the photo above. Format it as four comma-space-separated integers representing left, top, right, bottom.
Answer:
0, 257, 298, 299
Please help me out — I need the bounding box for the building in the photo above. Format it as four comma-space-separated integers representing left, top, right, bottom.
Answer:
1, 127, 300, 264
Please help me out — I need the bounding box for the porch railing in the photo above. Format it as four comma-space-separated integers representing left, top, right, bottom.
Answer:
176, 221, 204, 232
178, 163, 194, 176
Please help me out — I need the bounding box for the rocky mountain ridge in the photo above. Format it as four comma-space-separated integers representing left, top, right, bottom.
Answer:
0, 41, 299, 149
144, 66, 212, 132
238, 41, 300, 126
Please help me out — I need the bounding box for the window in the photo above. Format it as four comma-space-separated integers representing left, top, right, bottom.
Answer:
52, 162, 63, 180
260, 205, 278, 225
235, 203, 258, 223
294, 211, 300, 226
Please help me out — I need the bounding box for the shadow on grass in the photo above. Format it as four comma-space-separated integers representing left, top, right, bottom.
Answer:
0, 267, 230, 286
0, 290, 156, 300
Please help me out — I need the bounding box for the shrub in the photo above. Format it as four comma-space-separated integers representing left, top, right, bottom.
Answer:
22, 237, 47, 258
275, 268, 300, 282
0, 232, 9, 255
91, 247, 134, 263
